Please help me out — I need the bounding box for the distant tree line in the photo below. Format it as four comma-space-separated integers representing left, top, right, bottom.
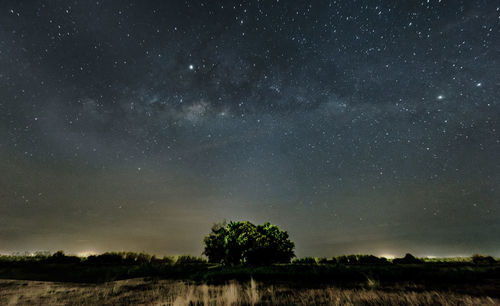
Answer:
293, 253, 425, 265
3, 251, 207, 266
1, 218, 497, 269
291, 253, 499, 265
14, 251, 409, 267
0, 250, 497, 267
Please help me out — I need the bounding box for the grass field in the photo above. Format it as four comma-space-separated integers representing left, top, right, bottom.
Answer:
1, 278, 498, 305
1, 253, 499, 305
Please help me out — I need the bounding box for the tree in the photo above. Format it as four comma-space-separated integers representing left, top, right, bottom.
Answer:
47, 250, 80, 264
203, 220, 295, 265
472, 254, 496, 265
392, 253, 422, 264
202, 221, 228, 264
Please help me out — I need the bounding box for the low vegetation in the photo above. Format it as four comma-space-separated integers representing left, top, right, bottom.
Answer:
1, 278, 498, 306
1, 222, 499, 303
0, 251, 498, 286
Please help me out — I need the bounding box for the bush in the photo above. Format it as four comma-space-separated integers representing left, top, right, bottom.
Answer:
47, 251, 81, 264
175, 255, 207, 265
357, 255, 389, 265
203, 221, 295, 265
324, 257, 338, 265
292, 257, 318, 264
336, 255, 358, 265
472, 254, 496, 265
393, 253, 422, 264
120, 252, 154, 265
317, 257, 337, 264
158, 256, 176, 265
86, 252, 125, 265
335, 255, 389, 265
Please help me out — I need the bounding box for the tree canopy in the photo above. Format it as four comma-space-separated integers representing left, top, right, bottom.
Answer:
203, 221, 295, 265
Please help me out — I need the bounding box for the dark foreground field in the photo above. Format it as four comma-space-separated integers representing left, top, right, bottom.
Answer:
1, 278, 499, 305
1, 254, 499, 305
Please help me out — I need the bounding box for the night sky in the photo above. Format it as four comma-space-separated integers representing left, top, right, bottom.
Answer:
1, 1, 499, 258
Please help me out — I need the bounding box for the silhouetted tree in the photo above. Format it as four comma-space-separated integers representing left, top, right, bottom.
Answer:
472, 254, 496, 265
357, 255, 389, 265
393, 253, 422, 264
86, 252, 124, 265
322, 257, 337, 265
203, 221, 295, 265
175, 255, 207, 265
47, 250, 80, 264
292, 257, 317, 264
203, 221, 228, 264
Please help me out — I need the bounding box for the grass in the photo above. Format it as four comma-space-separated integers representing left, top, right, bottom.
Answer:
1, 253, 499, 304
0, 278, 498, 305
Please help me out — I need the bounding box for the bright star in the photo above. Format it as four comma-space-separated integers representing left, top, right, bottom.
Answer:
188, 64, 194, 70
437, 95, 444, 100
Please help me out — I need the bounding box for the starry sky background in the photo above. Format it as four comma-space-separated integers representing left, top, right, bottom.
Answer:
0, 0, 499, 257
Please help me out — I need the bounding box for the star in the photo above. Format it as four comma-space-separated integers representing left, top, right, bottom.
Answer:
1, 0, 497, 258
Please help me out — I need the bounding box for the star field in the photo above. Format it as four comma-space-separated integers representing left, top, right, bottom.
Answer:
0, 0, 499, 257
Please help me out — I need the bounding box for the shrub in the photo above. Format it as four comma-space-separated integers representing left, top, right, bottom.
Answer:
292, 257, 318, 264
335, 255, 389, 265
357, 255, 389, 265
346, 255, 359, 265
472, 254, 496, 265
34, 251, 51, 259
393, 253, 422, 264
175, 255, 207, 265
47, 251, 80, 264
86, 252, 124, 265
324, 257, 337, 265
203, 221, 295, 265
336, 255, 359, 265
317, 257, 338, 264
159, 256, 176, 265
336, 255, 348, 265
120, 252, 154, 265
136, 252, 153, 264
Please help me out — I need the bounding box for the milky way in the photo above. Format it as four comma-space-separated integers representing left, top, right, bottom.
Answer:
0, 1, 499, 257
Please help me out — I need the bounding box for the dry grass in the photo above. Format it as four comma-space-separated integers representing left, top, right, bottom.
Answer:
0, 278, 497, 305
